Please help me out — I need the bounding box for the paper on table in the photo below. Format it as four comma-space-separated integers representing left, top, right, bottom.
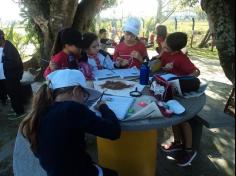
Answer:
93, 80, 145, 97
160, 73, 177, 81
124, 102, 164, 121
93, 69, 119, 80
90, 95, 134, 120
113, 67, 140, 79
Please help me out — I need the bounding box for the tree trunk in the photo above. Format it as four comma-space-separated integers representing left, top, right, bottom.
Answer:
73, 0, 105, 32
201, 0, 235, 84
156, 0, 163, 23
198, 29, 211, 48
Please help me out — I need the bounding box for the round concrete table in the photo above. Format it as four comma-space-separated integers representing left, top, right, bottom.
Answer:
97, 94, 206, 176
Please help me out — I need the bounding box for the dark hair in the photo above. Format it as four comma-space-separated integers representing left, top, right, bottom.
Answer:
166, 32, 188, 51
99, 29, 107, 35
82, 32, 99, 49
52, 28, 83, 56
156, 25, 167, 38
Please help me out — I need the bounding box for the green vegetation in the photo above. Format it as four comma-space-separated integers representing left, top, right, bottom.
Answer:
163, 20, 219, 60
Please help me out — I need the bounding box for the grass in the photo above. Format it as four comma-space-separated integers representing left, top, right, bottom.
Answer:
160, 20, 219, 60
188, 47, 219, 60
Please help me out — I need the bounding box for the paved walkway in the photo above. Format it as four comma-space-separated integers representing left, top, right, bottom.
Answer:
0, 56, 235, 176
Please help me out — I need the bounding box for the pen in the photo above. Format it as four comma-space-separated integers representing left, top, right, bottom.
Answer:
98, 91, 105, 102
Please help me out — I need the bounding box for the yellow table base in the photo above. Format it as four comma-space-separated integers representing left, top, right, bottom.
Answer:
97, 130, 157, 176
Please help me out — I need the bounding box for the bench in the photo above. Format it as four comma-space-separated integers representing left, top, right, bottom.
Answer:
191, 103, 235, 150
13, 131, 47, 176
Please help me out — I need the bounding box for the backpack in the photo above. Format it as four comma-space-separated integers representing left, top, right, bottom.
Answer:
150, 75, 173, 102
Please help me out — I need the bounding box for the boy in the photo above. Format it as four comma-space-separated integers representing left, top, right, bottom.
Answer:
161, 32, 200, 167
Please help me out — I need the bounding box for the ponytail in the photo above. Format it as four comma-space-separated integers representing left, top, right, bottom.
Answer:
20, 84, 54, 153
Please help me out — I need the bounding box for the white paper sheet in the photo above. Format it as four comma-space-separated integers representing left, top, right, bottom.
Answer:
90, 95, 134, 120
160, 73, 177, 81
93, 80, 145, 97
113, 67, 140, 79
93, 69, 119, 80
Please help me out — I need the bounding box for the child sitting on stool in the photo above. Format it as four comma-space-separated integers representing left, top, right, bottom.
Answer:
113, 17, 148, 69
81, 32, 115, 72
20, 69, 120, 176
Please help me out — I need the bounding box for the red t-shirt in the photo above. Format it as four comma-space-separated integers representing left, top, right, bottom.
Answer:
156, 36, 165, 48
113, 41, 148, 68
161, 51, 197, 76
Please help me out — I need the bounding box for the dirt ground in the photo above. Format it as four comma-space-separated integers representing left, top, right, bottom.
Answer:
0, 56, 235, 176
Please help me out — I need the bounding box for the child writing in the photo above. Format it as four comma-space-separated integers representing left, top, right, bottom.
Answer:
160, 32, 200, 167
81, 32, 115, 71
20, 69, 120, 176
113, 17, 148, 69
43, 28, 93, 80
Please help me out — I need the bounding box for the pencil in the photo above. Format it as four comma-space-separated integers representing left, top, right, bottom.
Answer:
98, 91, 105, 102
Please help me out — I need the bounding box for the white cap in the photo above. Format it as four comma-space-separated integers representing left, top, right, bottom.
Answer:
47, 69, 101, 101
123, 17, 141, 36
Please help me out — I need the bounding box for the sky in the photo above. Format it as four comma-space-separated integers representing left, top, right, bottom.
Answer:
100, 0, 158, 19
0, 0, 22, 23
0, 0, 159, 23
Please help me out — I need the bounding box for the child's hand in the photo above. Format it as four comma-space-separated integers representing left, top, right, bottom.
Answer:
163, 62, 174, 71
49, 61, 58, 71
95, 101, 106, 110
115, 57, 129, 67
131, 51, 143, 62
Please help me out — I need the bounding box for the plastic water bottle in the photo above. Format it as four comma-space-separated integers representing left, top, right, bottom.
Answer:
139, 62, 150, 85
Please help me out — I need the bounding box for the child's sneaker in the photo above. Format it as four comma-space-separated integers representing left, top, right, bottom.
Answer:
161, 142, 184, 153
176, 150, 197, 167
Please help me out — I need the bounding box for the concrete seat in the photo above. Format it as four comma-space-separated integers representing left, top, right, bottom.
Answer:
191, 104, 235, 150
13, 131, 46, 176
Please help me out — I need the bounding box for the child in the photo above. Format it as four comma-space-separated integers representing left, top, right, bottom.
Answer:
113, 17, 148, 69
161, 32, 200, 76
155, 24, 168, 55
161, 32, 200, 167
43, 28, 93, 80
20, 69, 120, 176
82, 32, 115, 71
0, 29, 25, 119
99, 29, 113, 51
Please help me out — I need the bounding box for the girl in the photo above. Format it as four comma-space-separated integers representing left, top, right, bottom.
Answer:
113, 17, 148, 69
81, 32, 115, 71
20, 69, 120, 176
43, 28, 93, 80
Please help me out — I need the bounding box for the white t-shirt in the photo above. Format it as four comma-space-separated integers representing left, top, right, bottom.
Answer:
0, 47, 6, 80
88, 52, 114, 71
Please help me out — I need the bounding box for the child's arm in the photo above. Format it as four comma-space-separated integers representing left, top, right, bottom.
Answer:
83, 102, 121, 140
190, 68, 200, 77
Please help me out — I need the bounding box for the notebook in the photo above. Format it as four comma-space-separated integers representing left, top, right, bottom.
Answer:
90, 95, 134, 120
123, 102, 164, 121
